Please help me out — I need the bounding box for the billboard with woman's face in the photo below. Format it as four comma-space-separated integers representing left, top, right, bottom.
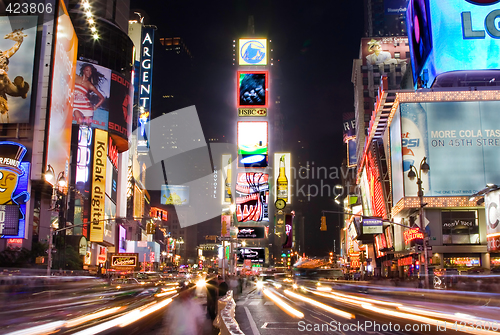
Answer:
72, 61, 132, 152
72, 61, 111, 130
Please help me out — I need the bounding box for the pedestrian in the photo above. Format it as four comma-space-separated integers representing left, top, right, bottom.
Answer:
166, 283, 205, 335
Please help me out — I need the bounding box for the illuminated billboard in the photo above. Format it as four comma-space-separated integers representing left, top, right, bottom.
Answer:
237, 226, 266, 239
72, 61, 132, 152
90, 129, 107, 242
221, 154, 232, 205
283, 214, 293, 248
396, 101, 500, 197
46, 0, 78, 185
347, 138, 357, 167
486, 189, 500, 252
390, 110, 404, 205
0, 142, 30, 239
0, 16, 37, 124
238, 39, 267, 66
237, 247, 265, 264
365, 146, 387, 219
273, 153, 291, 203
237, 121, 268, 168
237, 71, 268, 108
360, 37, 409, 72
407, 0, 500, 86
221, 215, 231, 238
236, 172, 269, 222
137, 27, 155, 152
161, 185, 189, 205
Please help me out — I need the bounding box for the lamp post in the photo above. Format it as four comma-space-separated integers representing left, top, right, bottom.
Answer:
45, 165, 67, 276
407, 157, 430, 289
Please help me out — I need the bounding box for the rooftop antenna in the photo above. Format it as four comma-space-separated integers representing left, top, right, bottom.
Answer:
247, 15, 255, 36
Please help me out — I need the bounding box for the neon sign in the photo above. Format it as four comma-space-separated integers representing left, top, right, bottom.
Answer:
138, 27, 154, 149
404, 227, 424, 244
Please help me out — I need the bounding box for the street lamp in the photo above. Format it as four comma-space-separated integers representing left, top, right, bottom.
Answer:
407, 156, 430, 289
45, 165, 67, 276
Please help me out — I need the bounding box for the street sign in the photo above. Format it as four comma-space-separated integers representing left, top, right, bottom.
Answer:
417, 245, 432, 251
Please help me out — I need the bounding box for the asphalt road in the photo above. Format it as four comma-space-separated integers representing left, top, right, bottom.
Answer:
234, 282, 500, 335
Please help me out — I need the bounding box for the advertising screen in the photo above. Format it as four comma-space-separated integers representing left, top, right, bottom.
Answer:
283, 214, 293, 248
236, 172, 269, 222
46, 0, 78, 185
237, 71, 267, 108
486, 189, 500, 252
390, 111, 404, 205
407, 0, 500, 86
0, 16, 37, 124
221, 154, 232, 205
274, 153, 291, 203
347, 138, 357, 167
399, 101, 500, 197
366, 147, 387, 219
161, 185, 189, 205
238, 39, 267, 66
359, 167, 373, 217
237, 226, 266, 239
360, 37, 409, 73
221, 215, 231, 238
237, 247, 265, 264
72, 61, 132, 152
237, 121, 268, 168
0, 142, 30, 239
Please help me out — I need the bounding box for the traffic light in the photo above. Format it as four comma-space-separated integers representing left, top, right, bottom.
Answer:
320, 216, 327, 231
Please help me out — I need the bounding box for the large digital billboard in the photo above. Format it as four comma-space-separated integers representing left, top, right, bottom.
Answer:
46, 0, 78, 185
0, 16, 37, 124
273, 153, 291, 203
238, 39, 267, 66
397, 101, 500, 197
161, 185, 189, 205
407, 0, 500, 86
237, 121, 268, 168
236, 172, 269, 222
72, 61, 132, 152
390, 110, 404, 205
0, 142, 30, 239
237, 71, 267, 108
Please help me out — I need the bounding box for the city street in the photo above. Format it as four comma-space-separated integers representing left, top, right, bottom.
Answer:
234, 280, 500, 335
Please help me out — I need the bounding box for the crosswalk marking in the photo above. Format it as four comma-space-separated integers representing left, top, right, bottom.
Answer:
249, 301, 260, 305
264, 301, 275, 306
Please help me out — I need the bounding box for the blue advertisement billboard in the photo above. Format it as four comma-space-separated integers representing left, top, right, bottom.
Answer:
161, 185, 189, 206
390, 111, 404, 205
399, 101, 500, 197
407, 0, 500, 86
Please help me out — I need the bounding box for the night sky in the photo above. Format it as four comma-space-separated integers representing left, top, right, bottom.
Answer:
130, 0, 366, 257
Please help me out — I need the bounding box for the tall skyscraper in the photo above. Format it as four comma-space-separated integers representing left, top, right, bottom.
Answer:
363, 0, 409, 37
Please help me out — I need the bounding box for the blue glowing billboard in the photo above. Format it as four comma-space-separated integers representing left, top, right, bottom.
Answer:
161, 185, 189, 206
397, 101, 500, 197
407, 0, 500, 86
